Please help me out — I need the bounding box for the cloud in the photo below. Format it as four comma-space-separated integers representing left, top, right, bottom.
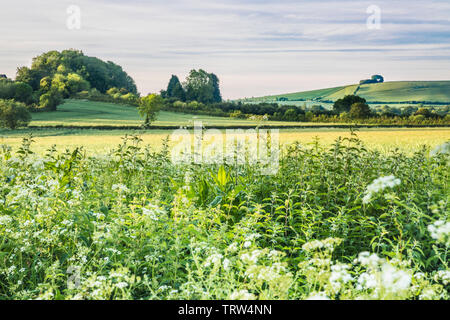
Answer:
0, 0, 449, 98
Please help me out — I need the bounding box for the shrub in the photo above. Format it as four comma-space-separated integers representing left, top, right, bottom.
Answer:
0, 99, 31, 129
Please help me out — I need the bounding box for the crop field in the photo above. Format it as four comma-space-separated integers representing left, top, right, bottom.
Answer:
1, 128, 449, 155
0, 133, 448, 300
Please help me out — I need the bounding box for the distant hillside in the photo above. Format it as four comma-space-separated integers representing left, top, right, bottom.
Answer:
244, 81, 450, 104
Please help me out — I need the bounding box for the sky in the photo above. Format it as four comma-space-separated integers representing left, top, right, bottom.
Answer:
0, 0, 449, 99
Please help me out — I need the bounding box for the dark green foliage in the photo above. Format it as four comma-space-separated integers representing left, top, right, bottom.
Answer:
333, 95, 367, 113
184, 69, 222, 104
163, 75, 186, 101
0, 99, 31, 129
349, 102, 372, 119
0, 79, 35, 104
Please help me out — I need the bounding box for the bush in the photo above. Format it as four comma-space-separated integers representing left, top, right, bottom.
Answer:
0, 99, 31, 129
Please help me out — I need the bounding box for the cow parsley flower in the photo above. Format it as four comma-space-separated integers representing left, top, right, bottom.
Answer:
363, 175, 401, 204
428, 220, 450, 246
430, 142, 450, 157
434, 270, 450, 285
380, 263, 411, 293
111, 184, 130, 193
329, 264, 353, 291
115, 282, 128, 289
356, 252, 382, 268
230, 290, 256, 300
356, 272, 377, 290
0, 215, 12, 226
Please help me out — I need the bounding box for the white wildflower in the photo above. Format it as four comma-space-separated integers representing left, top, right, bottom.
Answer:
363, 175, 401, 204
111, 184, 130, 193
434, 270, 450, 285
115, 282, 128, 289
230, 289, 256, 300
428, 220, 450, 246
0, 215, 12, 226
356, 252, 382, 268
380, 263, 411, 293
329, 263, 353, 292
430, 142, 450, 157
356, 272, 377, 290
223, 258, 231, 270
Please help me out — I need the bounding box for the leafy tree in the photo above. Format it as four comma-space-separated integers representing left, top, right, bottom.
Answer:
138, 94, 164, 127
15, 49, 138, 95
333, 95, 367, 113
184, 69, 222, 104
349, 102, 371, 119
0, 99, 31, 129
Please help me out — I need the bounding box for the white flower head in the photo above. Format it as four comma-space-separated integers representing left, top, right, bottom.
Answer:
430, 142, 450, 157
363, 175, 401, 204
428, 220, 450, 246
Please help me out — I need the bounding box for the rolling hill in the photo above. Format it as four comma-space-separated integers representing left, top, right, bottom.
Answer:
244, 81, 450, 104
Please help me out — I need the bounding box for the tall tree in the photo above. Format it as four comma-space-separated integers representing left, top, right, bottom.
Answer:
165, 75, 186, 101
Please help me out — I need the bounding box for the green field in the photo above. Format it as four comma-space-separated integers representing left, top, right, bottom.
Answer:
29, 99, 310, 128
245, 81, 450, 104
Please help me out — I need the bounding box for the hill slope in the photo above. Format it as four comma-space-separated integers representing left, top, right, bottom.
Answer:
245, 81, 450, 104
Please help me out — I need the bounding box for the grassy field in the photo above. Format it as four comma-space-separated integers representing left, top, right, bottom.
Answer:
29, 99, 314, 128
245, 81, 450, 104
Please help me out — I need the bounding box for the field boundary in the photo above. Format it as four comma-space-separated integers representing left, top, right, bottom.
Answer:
26, 124, 450, 130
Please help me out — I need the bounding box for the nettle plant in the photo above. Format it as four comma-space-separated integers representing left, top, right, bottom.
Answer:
0, 134, 448, 300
